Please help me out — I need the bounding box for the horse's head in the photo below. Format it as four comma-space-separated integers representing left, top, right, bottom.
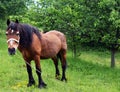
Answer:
6, 19, 20, 55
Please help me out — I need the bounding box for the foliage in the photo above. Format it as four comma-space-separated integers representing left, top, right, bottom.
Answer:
0, 0, 29, 31
80, 0, 120, 47
98, 0, 120, 48
0, 0, 28, 18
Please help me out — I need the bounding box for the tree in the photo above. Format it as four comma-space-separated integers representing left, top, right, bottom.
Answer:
0, 0, 30, 30
99, 0, 120, 67
0, 0, 29, 20
80, 0, 120, 67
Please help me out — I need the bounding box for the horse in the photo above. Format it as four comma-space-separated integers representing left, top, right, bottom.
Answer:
5, 19, 67, 88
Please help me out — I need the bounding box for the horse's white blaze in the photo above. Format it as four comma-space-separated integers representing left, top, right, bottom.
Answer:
10, 40, 14, 46
11, 30, 14, 33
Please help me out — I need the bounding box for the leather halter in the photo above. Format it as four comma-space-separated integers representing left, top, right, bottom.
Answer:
7, 38, 19, 43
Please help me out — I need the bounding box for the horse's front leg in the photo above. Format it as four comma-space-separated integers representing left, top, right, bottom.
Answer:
34, 55, 47, 88
26, 62, 35, 87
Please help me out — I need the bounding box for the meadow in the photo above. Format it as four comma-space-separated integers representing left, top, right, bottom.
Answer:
0, 33, 120, 92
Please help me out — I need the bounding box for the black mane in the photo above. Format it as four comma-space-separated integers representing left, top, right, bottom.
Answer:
18, 24, 41, 48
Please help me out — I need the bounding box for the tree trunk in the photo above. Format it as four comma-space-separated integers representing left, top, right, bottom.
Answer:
111, 49, 115, 68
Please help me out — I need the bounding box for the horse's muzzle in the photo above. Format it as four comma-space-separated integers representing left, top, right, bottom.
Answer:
8, 48, 16, 55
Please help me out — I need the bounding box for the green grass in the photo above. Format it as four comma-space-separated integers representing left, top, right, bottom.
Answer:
0, 33, 120, 92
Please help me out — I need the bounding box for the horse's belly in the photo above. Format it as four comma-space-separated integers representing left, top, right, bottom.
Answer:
40, 43, 61, 59
40, 53, 57, 59
40, 49, 59, 59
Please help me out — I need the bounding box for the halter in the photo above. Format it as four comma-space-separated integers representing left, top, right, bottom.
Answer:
7, 38, 19, 43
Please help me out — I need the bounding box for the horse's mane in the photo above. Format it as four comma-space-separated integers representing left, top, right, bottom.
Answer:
18, 24, 41, 48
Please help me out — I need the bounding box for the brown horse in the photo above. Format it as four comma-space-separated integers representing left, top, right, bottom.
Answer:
6, 19, 67, 88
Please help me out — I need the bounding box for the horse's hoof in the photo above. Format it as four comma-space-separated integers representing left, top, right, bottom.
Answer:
61, 77, 67, 82
27, 81, 35, 87
38, 82, 47, 89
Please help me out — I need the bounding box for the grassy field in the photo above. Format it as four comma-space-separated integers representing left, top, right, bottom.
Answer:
0, 33, 120, 92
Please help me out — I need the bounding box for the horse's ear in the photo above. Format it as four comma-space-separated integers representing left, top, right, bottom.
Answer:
7, 19, 10, 26
15, 19, 19, 23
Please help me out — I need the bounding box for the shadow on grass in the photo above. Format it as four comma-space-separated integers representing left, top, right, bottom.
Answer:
67, 57, 120, 80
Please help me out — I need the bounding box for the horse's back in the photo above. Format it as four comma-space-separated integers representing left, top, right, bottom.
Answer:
44, 30, 67, 50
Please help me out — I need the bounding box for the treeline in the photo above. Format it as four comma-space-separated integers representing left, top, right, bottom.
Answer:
0, 0, 120, 67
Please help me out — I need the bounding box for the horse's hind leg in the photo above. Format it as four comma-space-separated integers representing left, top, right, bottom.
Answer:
59, 50, 67, 81
26, 62, 35, 87
52, 57, 60, 79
